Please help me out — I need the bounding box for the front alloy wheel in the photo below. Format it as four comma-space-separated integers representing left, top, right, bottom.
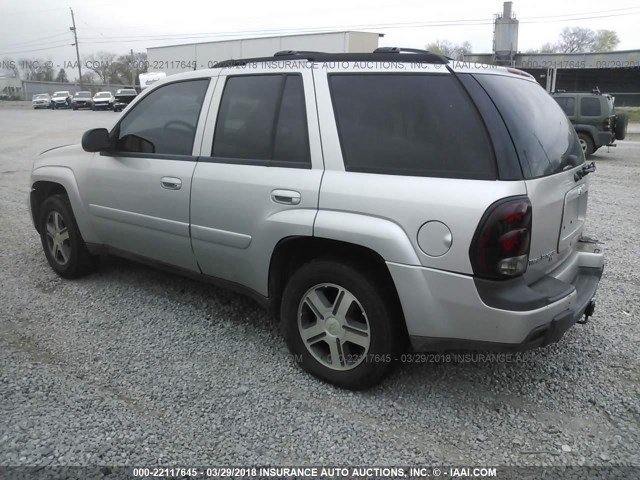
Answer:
45, 210, 71, 266
39, 194, 96, 278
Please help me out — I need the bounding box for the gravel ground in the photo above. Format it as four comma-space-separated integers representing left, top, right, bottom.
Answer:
0, 108, 638, 468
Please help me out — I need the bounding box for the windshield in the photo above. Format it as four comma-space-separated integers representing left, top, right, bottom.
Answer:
474, 74, 583, 178
96, 92, 111, 98
33, 94, 48, 99
53, 92, 69, 97
117, 89, 136, 94
75, 92, 91, 98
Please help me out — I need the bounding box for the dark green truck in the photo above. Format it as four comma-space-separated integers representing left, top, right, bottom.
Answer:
552, 90, 628, 157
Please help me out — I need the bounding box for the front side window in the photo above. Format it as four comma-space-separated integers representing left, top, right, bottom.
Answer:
212, 74, 310, 166
581, 97, 601, 117
115, 79, 209, 156
328, 74, 495, 179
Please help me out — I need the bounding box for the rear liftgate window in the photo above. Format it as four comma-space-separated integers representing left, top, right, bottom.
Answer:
328, 74, 496, 179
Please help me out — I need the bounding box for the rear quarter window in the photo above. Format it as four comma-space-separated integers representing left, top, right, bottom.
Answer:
580, 97, 601, 117
474, 74, 583, 179
328, 74, 495, 180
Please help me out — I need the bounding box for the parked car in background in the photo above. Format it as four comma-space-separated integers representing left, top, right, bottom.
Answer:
29, 49, 604, 389
32, 93, 51, 109
553, 90, 628, 157
51, 91, 72, 109
92, 91, 114, 110
72, 91, 92, 110
113, 88, 137, 112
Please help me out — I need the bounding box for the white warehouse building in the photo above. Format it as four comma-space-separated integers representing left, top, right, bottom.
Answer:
146, 31, 383, 75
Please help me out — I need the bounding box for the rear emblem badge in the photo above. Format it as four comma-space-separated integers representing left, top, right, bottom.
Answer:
528, 251, 555, 265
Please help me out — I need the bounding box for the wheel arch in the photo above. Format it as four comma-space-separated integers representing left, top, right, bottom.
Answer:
573, 124, 599, 145
268, 236, 408, 339
30, 167, 99, 244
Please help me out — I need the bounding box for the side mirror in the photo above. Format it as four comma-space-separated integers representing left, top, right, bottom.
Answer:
81, 128, 111, 152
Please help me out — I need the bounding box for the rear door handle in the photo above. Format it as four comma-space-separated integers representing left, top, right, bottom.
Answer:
161, 177, 182, 190
271, 189, 301, 205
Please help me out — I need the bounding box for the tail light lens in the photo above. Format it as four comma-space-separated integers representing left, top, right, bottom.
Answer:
470, 196, 532, 279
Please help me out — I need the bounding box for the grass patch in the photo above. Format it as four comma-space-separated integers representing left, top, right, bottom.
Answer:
617, 107, 640, 122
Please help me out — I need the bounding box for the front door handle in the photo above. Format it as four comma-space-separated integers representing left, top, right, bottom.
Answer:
271, 189, 301, 205
161, 177, 182, 190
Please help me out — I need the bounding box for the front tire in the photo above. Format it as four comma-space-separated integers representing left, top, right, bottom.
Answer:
38, 194, 96, 279
578, 132, 595, 157
281, 259, 401, 389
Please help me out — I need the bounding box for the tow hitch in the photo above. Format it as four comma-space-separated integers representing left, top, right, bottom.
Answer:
578, 299, 596, 324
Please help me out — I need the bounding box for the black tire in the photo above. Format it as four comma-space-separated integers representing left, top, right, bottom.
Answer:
38, 194, 96, 279
578, 132, 595, 157
72, 106, 77, 111
281, 259, 402, 389
615, 112, 628, 141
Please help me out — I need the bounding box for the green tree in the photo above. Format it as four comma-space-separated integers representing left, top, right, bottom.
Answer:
55, 68, 68, 83
592, 30, 620, 52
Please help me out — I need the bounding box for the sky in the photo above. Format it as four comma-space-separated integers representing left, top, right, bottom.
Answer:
1, 0, 640, 80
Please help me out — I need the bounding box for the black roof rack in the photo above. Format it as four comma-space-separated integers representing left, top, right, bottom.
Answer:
213, 47, 449, 68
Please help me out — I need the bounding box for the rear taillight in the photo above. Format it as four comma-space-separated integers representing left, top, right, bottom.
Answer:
603, 117, 611, 131
470, 196, 532, 279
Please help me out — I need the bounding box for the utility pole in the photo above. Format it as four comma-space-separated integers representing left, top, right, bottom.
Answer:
69, 8, 82, 88
130, 48, 135, 88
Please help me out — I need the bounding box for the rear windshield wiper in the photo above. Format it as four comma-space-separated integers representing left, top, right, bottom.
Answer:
574, 161, 596, 182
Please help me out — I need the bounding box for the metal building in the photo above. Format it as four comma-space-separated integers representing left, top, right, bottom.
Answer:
146, 31, 383, 76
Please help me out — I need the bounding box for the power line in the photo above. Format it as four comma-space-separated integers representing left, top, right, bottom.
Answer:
0, 43, 73, 56
0, 32, 72, 50
74, 8, 640, 45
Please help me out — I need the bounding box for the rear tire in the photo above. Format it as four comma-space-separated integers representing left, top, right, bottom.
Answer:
38, 194, 97, 279
578, 132, 595, 157
615, 112, 628, 140
281, 259, 401, 389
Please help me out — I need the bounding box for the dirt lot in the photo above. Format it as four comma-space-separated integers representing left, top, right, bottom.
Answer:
0, 107, 638, 468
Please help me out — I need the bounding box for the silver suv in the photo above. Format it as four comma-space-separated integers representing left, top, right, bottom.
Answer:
29, 48, 604, 389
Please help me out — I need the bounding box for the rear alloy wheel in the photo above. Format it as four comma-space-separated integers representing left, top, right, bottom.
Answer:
578, 132, 595, 157
39, 194, 96, 278
282, 259, 400, 389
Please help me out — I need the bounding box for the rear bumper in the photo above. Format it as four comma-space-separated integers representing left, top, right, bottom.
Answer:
388, 239, 604, 351
597, 131, 615, 147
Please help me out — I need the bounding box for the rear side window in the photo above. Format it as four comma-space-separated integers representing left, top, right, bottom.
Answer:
554, 97, 575, 116
328, 74, 495, 179
474, 74, 583, 179
212, 74, 310, 166
581, 97, 601, 116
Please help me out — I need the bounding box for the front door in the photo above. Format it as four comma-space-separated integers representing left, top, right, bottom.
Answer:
86, 78, 213, 271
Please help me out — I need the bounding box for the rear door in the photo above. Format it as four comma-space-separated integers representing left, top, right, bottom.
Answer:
474, 73, 587, 281
190, 66, 324, 296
